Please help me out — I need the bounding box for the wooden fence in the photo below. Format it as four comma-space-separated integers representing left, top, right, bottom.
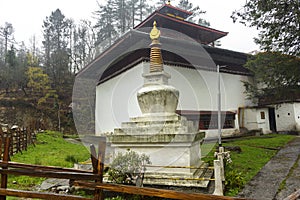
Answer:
0, 125, 36, 157
0, 136, 251, 200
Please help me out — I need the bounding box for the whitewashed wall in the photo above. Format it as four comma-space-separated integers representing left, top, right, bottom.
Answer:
256, 108, 271, 134
275, 103, 299, 132
240, 107, 270, 134
243, 108, 258, 130
294, 103, 300, 131
95, 62, 253, 135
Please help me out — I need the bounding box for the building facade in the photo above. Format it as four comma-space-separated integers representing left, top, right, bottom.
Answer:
75, 3, 299, 137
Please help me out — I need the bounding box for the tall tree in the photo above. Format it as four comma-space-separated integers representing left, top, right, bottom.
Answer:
243, 52, 300, 104
112, 0, 130, 33
42, 9, 73, 89
94, 1, 118, 47
0, 43, 27, 94
231, 0, 300, 56
0, 22, 14, 62
42, 9, 74, 131
177, 0, 209, 27
71, 20, 97, 71
129, 0, 153, 27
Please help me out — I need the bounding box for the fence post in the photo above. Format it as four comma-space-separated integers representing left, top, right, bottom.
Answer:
0, 137, 10, 200
217, 146, 225, 181
90, 137, 106, 200
9, 133, 13, 157
213, 159, 223, 196
23, 128, 27, 151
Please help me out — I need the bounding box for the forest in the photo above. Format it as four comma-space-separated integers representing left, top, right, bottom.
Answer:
0, 0, 209, 133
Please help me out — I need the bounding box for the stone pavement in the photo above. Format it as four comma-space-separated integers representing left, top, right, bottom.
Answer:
238, 136, 300, 200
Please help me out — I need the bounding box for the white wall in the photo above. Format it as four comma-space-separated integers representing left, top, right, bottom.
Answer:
256, 108, 270, 134
275, 103, 296, 132
294, 103, 300, 131
95, 62, 253, 135
239, 107, 271, 134
243, 108, 258, 130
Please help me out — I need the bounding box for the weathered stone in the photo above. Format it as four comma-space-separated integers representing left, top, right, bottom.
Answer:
40, 178, 70, 190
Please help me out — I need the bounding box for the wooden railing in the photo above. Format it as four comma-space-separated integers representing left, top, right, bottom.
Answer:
0, 126, 35, 157
0, 136, 249, 200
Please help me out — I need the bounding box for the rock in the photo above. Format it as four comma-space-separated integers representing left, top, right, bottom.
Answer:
40, 178, 70, 190
57, 185, 70, 192
225, 146, 242, 153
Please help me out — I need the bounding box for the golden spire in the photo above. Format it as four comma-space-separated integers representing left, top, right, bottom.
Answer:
167, 0, 171, 5
149, 21, 163, 73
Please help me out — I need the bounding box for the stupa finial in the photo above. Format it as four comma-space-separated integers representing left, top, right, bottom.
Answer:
150, 21, 160, 40
149, 21, 163, 73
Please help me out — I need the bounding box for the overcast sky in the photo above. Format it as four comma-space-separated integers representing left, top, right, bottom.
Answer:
0, 0, 260, 53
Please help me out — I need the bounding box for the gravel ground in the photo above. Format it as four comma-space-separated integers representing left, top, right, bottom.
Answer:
238, 136, 300, 200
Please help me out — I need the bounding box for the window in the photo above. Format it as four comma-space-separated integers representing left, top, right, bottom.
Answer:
176, 110, 236, 130
199, 112, 235, 130
260, 111, 265, 119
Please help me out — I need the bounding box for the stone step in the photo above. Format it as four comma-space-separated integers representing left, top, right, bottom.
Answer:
115, 126, 189, 135
121, 120, 189, 128
143, 163, 213, 188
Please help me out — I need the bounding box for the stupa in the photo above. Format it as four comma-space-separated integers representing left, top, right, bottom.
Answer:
108, 22, 208, 187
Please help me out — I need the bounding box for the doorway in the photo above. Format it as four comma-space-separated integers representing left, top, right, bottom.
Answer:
268, 107, 277, 132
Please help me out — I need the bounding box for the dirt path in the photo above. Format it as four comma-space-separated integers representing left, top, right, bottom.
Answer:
238, 136, 300, 200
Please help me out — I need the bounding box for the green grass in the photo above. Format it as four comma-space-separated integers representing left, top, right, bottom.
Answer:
207, 134, 295, 196
4, 132, 296, 198
8, 131, 90, 190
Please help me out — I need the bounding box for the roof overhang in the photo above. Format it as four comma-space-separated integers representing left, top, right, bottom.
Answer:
135, 11, 228, 44
76, 30, 252, 86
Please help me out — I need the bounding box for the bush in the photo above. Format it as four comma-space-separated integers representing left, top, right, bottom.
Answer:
108, 150, 151, 184
225, 165, 245, 196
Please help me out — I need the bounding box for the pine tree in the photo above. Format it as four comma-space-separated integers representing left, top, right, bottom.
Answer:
94, 1, 118, 47
42, 9, 73, 88
42, 9, 74, 131
111, 0, 130, 33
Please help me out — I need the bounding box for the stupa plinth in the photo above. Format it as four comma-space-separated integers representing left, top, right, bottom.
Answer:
108, 22, 208, 187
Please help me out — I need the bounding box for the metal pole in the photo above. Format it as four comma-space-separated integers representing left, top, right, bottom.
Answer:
217, 65, 222, 147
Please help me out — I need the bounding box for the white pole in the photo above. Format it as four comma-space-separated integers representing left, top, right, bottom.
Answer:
217, 65, 222, 147
213, 159, 223, 196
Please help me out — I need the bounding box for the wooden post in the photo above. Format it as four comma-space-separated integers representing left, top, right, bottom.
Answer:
0, 137, 10, 200
8, 133, 13, 157
283, 189, 300, 200
23, 128, 27, 151
0, 138, 2, 160
90, 137, 106, 200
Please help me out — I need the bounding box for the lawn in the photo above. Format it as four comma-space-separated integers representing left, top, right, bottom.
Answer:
206, 134, 296, 196
3, 131, 296, 199
8, 131, 90, 190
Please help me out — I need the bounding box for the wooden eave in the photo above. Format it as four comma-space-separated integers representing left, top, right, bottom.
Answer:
76, 30, 252, 86
134, 11, 228, 44
157, 3, 193, 19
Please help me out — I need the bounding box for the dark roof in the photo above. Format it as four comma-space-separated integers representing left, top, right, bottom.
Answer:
76, 30, 252, 85
135, 11, 227, 44
157, 3, 193, 19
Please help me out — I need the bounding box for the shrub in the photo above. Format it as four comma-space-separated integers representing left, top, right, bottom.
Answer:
108, 150, 151, 184
225, 165, 245, 196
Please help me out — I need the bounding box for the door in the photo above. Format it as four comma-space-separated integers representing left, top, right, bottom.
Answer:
268, 107, 277, 132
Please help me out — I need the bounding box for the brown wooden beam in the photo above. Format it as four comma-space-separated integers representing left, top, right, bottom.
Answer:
0, 161, 92, 174
74, 181, 250, 200
0, 169, 101, 181
0, 188, 91, 200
